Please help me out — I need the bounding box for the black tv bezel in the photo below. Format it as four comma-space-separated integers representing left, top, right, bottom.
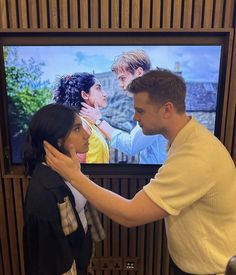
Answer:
0, 30, 232, 176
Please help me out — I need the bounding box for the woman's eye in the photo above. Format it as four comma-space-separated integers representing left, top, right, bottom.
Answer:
74, 127, 81, 132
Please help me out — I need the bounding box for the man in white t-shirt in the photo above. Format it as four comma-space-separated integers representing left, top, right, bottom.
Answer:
44, 69, 236, 275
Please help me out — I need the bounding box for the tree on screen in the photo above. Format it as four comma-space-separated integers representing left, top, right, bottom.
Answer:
4, 46, 52, 138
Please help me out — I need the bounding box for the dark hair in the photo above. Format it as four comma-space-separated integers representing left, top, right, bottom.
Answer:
128, 69, 186, 113
24, 104, 78, 176
111, 50, 151, 74
54, 72, 96, 110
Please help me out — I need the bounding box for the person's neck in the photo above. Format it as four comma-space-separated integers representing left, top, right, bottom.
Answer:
165, 114, 191, 144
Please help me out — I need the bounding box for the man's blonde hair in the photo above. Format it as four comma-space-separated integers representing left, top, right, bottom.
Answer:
111, 50, 151, 74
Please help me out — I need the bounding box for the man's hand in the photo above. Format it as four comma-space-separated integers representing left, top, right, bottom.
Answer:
79, 102, 102, 124
44, 141, 81, 182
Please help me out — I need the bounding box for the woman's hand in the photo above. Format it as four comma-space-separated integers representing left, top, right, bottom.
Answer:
44, 141, 81, 182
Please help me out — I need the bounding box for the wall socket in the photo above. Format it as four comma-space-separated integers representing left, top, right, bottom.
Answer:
100, 257, 122, 270
123, 257, 139, 271
92, 257, 140, 271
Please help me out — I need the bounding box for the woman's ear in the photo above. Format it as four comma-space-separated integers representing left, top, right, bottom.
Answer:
81, 91, 89, 101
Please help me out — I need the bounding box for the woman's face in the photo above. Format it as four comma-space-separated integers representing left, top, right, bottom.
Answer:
86, 79, 107, 108
62, 115, 91, 154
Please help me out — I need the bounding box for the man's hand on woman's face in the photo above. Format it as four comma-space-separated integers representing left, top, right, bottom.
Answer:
43, 141, 81, 182
79, 101, 102, 124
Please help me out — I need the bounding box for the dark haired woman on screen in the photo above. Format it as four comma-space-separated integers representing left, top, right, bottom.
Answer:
54, 72, 109, 163
23, 104, 104, 275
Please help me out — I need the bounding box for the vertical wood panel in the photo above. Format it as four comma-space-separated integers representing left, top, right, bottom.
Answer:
13, 178, 25, 275
152, 0, 161, 28
102, 178, 111, 275
18, 0, 28, 28
161, 223, 170, 275
69, 0, 79, 28
59, 0, 69, 28
121, 0, 130, 28
203, 0, 213, 28
173, 0, 182, 28
0, 0, 8, 28
49, 0, 58, 28
224, 0, 234, 28
22, 176, 29, 199
100, 0, 109, 28
38, 0, 48, 28
111, 0, 119, 29
28, 0, 38, 28
120, 178, 128, 274
213, 0, 224, 28
193, 0, 203, 28
111, 178, 120, 275
142, 0, 151, 28
128, 178, 137, 258
132, 0, 140, 28
145, 223, 155, 274
183, 0, 193, 28
0, 245, 4, 275
4, 178, 20, 275
90, 0, 99, 28
225, 31, 236, 154
153, 221, 163, 275
0, 178, 11, 275
162, 0, 172, 28
80, 0, 89, 28
136, 179, 145, 275
8, 0, 18, 28
220, 32, 234, 143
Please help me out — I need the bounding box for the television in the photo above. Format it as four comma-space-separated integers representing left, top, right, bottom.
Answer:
0, 31, 230, 175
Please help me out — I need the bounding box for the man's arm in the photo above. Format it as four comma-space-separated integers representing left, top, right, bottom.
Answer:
44, 141, 168, 227
111, 125, 165, 156
79, 102, 162, 153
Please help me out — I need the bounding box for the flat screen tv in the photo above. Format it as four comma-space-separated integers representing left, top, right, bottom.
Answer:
0, 32, 229, 175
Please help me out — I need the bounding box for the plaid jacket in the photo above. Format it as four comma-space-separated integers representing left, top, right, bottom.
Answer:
24, 163, 96, 275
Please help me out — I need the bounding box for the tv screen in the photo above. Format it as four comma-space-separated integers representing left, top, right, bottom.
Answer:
1, 40, 222, 166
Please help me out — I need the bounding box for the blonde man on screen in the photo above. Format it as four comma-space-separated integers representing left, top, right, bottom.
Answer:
79, 50, 167, 164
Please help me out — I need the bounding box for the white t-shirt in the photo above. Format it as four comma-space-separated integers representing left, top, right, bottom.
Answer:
144, 117, 236, 274
65, 181, 88, 233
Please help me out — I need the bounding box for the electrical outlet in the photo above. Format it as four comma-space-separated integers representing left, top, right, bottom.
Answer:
112, 257, 123, 270
100, 258, 112, 270
99, 257, 123, 270
123, 257, 139, 271
91, 258, 100, 269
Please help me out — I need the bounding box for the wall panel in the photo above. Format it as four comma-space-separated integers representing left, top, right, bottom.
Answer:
0, 0, 236, 274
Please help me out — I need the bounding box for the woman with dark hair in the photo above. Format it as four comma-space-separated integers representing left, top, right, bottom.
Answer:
54, 72, 109, 163
23, 104, 97, 275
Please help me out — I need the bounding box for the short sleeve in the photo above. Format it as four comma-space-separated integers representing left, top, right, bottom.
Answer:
143, 148, 214, 215
23, 215, 74, 275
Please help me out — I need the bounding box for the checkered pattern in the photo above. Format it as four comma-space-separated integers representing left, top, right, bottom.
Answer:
85, 203, 106, 242
58, 196, 78, 236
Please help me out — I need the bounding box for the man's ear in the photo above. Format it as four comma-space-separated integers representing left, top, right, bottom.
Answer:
135, 67, 144, 77
81, 91, 89, 101
161, 102, 174, 119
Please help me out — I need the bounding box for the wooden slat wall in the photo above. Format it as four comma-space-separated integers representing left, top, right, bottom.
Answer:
0, 0, 236, 275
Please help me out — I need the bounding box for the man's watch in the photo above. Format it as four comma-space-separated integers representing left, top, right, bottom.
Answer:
95, 119, 103, 126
